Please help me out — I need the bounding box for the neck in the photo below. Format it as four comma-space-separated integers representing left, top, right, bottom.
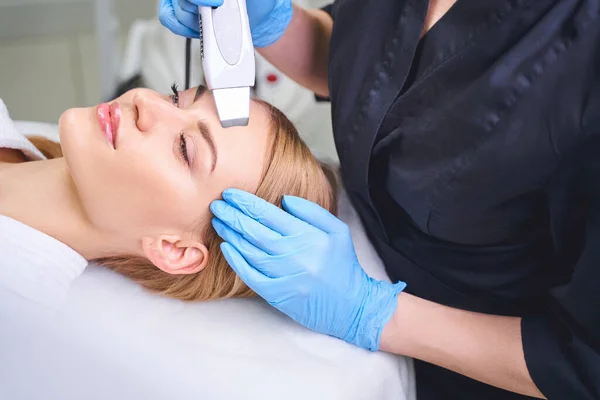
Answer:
0, 159, 120, 260
423, 0, 457, 36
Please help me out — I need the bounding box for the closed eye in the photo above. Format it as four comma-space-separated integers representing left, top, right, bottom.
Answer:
179, 131, 191, 166
170, 84, 191, 167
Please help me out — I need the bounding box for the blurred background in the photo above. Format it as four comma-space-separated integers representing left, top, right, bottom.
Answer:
0, 0, 337, 160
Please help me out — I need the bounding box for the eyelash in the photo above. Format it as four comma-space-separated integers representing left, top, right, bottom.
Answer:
179, 132, 190, 165
170, 83, 190, 166
170, 83, 180, 106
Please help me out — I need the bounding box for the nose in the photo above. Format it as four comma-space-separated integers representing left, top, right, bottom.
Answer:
133, 90, 160, 132
132, 89, 183, 133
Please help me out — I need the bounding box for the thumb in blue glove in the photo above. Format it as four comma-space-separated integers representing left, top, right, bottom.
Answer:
158, 0, 293, 47
210, 189, 407, 351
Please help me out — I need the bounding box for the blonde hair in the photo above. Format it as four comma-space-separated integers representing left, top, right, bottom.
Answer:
29, 101, 337, 301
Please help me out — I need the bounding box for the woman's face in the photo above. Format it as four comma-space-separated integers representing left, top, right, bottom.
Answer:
58, 86, 272, 273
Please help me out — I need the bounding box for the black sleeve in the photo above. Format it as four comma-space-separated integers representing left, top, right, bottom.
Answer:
314, 3, 335, 103
521, 78, 600, 399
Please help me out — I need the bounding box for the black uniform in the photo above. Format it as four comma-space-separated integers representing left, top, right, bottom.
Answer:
322, 0, 600, 398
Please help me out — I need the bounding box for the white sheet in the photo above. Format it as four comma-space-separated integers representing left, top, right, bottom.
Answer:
1, 122, 415, 400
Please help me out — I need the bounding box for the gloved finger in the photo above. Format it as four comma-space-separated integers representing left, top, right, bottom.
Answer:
221, 188, 310, 236
212, 218, 271, 265
220, 243, 272, 295
211, 201, 286, 255
187, 0, 224, 7
214, 218, 295, 278
158, 0, 200, 38
173, 0, 201, 32
177, 0, 200, 13
282, 195, 349, 234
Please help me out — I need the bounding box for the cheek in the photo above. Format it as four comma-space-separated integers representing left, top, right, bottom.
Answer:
64, 129, 197, 234
116, 160, 194, 224
113, 172, 193, 234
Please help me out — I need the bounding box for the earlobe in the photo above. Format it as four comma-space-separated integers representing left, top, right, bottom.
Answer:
142, 236, 209, 275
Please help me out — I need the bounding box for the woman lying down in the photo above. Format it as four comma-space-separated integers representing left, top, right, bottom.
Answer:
0, 85, 336, 303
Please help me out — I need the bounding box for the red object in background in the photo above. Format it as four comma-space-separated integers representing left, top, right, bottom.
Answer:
266, 73, 278, 83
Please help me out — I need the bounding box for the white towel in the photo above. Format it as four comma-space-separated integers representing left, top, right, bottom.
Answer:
0, 99, 45, 161
0, 99, 87, 308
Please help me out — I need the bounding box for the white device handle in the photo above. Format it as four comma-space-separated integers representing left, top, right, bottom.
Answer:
199, 0, 256, 90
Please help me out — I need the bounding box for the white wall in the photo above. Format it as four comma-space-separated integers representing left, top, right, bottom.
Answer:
0, 0, 158, 122
0, 0, 157, 40
0, 0, 335, 124
0, 0, 331, 40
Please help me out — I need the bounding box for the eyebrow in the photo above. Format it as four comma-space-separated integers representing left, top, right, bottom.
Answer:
198, 121, 217, 173
193, 85, 208, 103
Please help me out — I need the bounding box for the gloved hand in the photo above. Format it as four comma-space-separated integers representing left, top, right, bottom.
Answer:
158, 0, 293, 47
210, 189, 407, 351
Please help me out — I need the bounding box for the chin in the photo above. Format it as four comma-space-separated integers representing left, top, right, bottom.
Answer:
58, 107, 80, 142
58, 108, 105, 212
58, 108, 79, 169
59, 106, 103, 158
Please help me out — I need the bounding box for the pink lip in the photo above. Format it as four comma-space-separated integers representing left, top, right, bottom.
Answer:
96, 102, 120, 149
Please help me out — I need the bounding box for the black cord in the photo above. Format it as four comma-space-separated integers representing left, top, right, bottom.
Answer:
185, 38, 192, 90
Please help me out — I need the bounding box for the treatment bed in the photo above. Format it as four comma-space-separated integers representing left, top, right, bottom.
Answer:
0, 121, 415, 400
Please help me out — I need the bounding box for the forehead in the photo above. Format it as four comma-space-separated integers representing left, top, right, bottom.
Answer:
194, 88, 270, 128
190, 88, 273, 191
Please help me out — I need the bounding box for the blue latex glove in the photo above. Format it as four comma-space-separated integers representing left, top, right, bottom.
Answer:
158, 0, 293, 47
210, 189, 407, 351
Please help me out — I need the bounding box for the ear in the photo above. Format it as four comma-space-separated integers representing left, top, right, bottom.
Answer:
141, 236, 209, 275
